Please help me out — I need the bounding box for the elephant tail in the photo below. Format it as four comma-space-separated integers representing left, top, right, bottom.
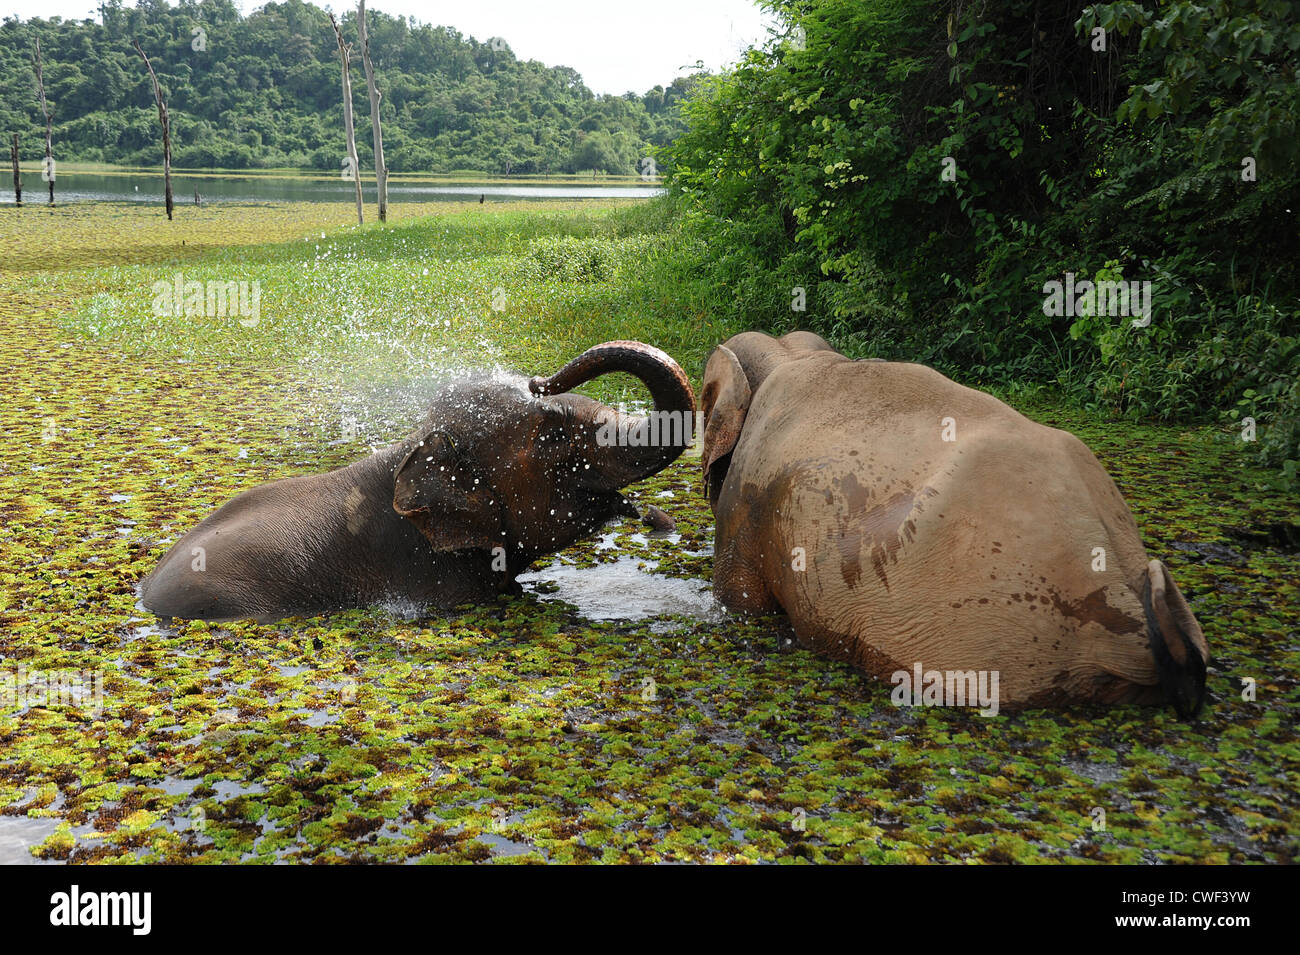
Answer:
1142, 559, 1209, 719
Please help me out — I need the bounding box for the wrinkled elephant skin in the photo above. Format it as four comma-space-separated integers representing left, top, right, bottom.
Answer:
700, 331, 1209, 717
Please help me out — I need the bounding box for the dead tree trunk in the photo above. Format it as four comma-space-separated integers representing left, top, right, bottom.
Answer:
32, 37, 53, 205
357, 0, 387, 223
133, 39, 174, 220
330, 13, 364, 226
10, 134, 21, 206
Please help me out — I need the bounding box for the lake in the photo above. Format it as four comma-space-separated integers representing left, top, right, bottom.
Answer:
0, 168, 664, 205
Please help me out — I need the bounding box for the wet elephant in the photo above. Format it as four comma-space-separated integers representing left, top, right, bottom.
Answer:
699, 330, 1209, 717
140, 341, 695, 621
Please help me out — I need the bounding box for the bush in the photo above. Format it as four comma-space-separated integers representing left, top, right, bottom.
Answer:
662, 0, 1300, 484
520, 235, 652, 283
1067, 280, 1299, 482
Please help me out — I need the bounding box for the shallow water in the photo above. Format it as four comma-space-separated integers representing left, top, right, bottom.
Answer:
1, 169, 663, 205
519, 557, 723, 623
0, 816, 62, 865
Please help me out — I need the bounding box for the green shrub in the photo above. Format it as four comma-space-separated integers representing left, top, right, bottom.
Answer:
520, 234, 652, 283
662, 0, 1300, 484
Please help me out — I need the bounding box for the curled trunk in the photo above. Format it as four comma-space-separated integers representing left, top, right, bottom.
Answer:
530, 340, 696, 488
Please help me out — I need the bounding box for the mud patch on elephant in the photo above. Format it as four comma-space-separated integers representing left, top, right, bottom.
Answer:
858, 486, 937, 591
839, 471, 872, 514
1049, 587, 1143, 634
835, 473, 872, 588
838, 532, 864, 588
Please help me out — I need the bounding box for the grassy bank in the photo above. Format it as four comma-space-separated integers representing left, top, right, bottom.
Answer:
0, 200, 1296, 863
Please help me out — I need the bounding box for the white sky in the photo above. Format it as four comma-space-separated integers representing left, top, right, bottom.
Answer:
0, 0, 779, 95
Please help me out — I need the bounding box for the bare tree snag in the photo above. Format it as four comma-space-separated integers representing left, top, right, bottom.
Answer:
10, 133, 21, 206
330, 12, 364, 226
133, 39, 174, 221
357, 0, 388, 223
32, 37, 53, 205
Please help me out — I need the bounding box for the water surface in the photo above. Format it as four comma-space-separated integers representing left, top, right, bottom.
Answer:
1, 168, 663, 205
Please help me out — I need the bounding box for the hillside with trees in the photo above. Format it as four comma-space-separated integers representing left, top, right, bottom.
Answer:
0, 0, 697, 174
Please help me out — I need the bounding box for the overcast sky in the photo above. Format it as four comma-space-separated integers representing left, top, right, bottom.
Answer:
0, 0, 778, 95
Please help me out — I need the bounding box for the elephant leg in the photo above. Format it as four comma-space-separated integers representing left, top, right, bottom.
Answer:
712, 534, 780, 614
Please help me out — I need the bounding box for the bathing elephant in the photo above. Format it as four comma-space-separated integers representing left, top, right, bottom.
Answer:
699, 330, 1209, 717
140, 341, 695, 621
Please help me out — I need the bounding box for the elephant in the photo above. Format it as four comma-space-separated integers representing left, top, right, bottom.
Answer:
699, 330, 1209, 717
140, 341, 695, 622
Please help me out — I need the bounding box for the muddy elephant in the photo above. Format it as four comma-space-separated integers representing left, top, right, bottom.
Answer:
699, 330, 1209, 717
140, 341, 695, 621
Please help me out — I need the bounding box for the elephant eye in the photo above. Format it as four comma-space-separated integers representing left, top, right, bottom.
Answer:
539, 399, 568, 420
536, 402, 572, 437
422, 431, 471, 464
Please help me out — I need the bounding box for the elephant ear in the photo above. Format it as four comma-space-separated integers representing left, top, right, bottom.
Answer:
392, 432, 502, 551
700, 345, 752, 490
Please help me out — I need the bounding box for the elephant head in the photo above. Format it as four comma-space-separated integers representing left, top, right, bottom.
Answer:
700, 330, 834, 506
393, 339, 697, 571
139, 341, 695, 621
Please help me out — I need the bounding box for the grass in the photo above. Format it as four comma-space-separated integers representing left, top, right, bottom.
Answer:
0, 198, 1296, 863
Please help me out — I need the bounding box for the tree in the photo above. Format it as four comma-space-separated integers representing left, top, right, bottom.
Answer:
0, 3, 690, 174
9, 132, 20, 205
31, 35, 53, 204
357, 0, 387, 221
133, 38, 174, 220
329, 12, 363, 225
665, 0, 1299, 483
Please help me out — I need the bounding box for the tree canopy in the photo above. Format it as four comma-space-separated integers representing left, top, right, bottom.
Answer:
666, 0, 1299, 482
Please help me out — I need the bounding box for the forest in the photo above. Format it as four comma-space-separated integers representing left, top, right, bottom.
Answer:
666, 0, 1299, 485
0, 0, 695, 174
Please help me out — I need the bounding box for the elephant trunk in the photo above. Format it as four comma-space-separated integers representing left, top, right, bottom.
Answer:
530, 340, 696, 488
